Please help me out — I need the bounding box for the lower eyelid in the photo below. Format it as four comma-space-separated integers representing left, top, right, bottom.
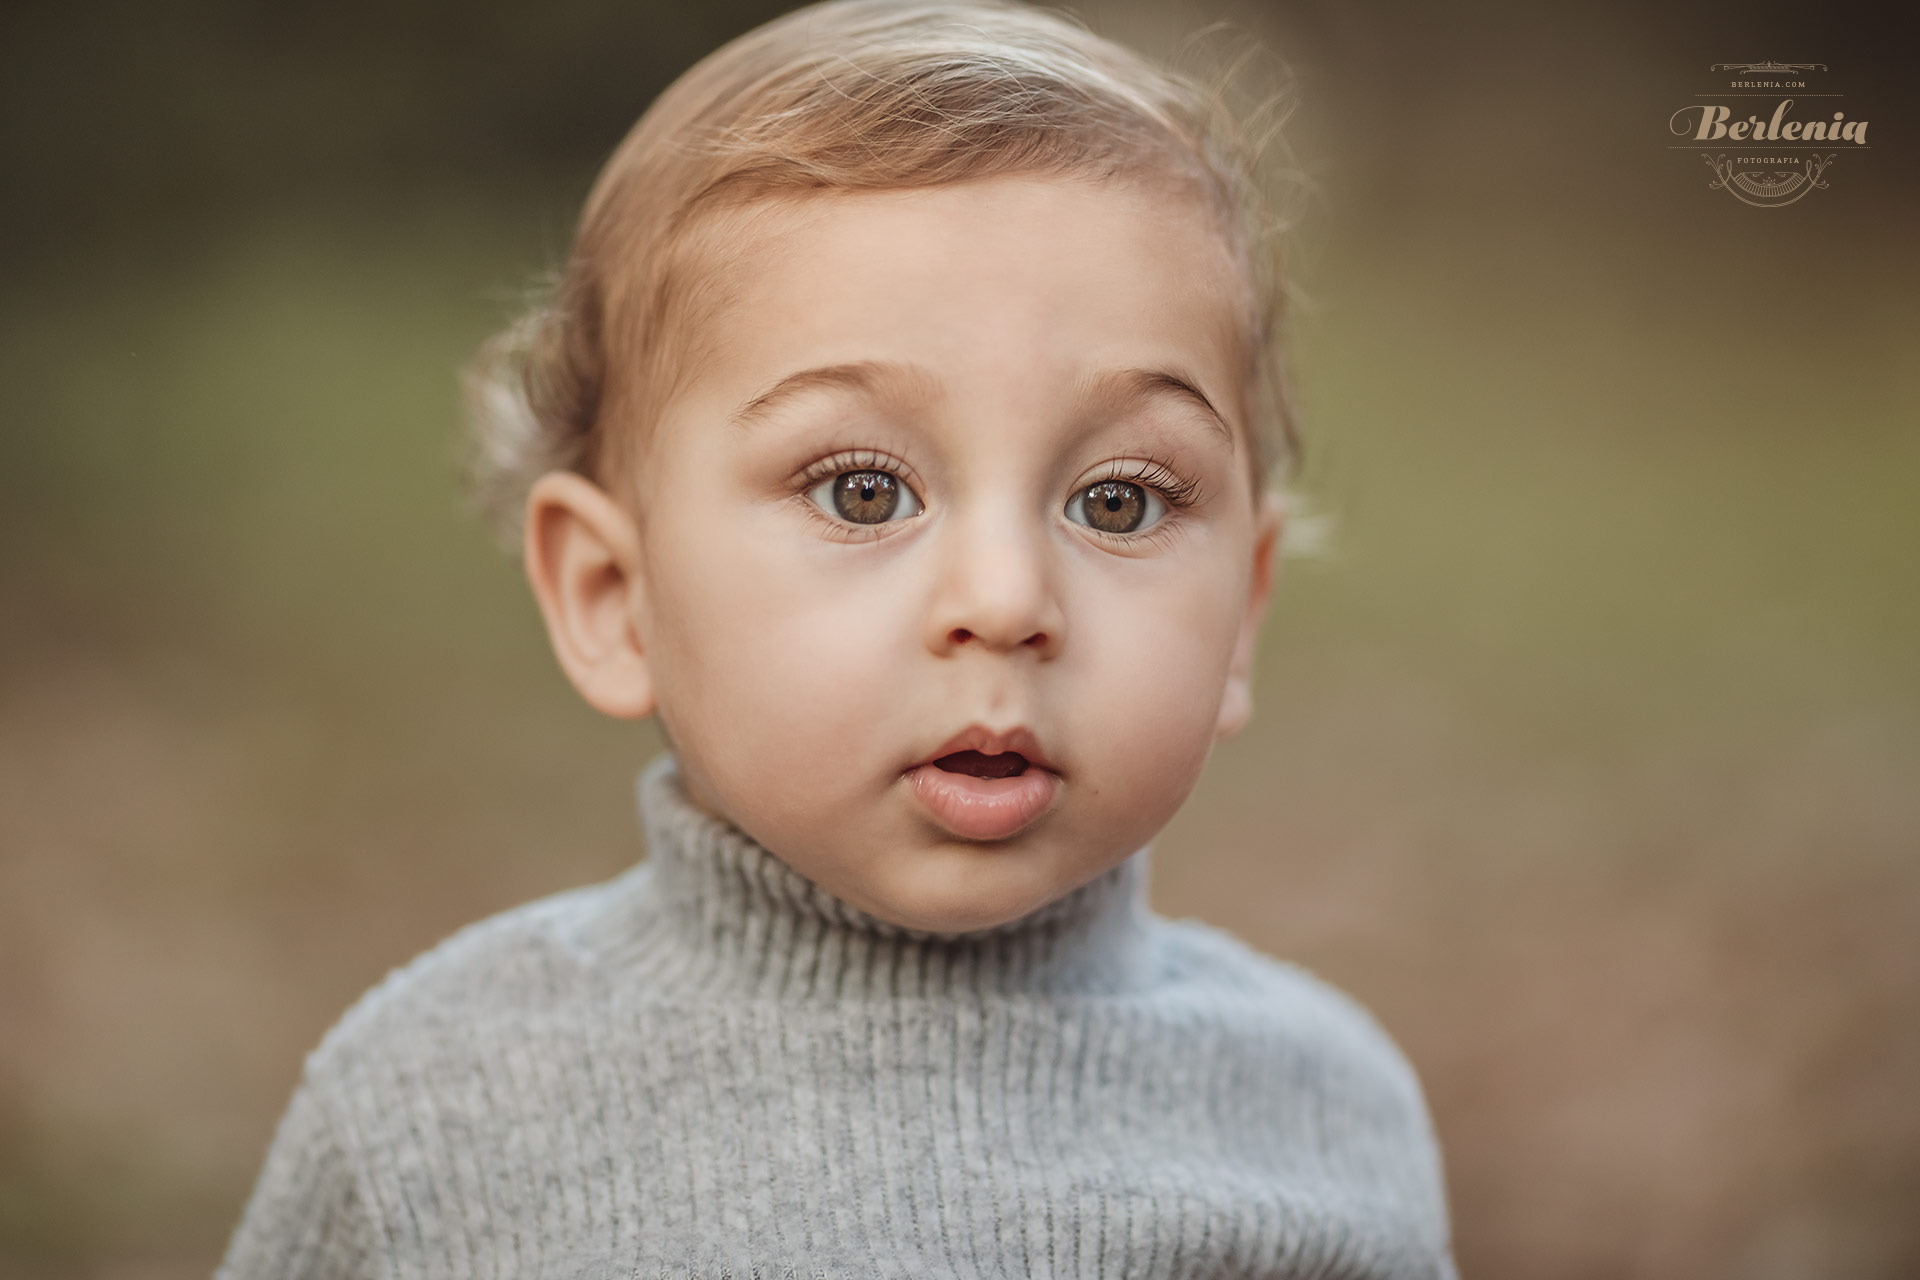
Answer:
794, 495, 896, 542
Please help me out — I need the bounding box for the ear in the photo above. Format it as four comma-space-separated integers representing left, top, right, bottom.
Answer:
522, 470, 657, 720
1214, 488, 1286, 741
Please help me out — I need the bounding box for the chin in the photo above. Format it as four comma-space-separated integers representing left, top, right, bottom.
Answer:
863, 869, 1053, 935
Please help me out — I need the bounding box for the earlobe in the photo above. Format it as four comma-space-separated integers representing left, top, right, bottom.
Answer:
1214, 488, 1286, 741
522, 470, 657, 720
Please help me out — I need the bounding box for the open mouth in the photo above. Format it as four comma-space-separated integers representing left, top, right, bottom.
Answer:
908, 741, 1060, 839
933, 749, 1031, 779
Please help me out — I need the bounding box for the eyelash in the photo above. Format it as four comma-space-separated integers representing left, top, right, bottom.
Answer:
790, 448, 1206, 547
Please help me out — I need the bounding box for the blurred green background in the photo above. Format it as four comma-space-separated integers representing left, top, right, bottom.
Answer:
2, 0, 1915, 1276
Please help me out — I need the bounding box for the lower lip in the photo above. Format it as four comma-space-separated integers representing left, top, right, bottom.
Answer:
905, 764, 1061, 840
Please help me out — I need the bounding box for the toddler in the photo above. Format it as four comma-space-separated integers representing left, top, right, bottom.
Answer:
218, 0, 1457, 1275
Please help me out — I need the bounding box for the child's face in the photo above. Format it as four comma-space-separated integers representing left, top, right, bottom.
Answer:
533, 173, 1281, 933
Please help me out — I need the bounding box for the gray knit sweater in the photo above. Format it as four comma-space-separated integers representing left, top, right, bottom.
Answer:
217, 752, 1456, 1279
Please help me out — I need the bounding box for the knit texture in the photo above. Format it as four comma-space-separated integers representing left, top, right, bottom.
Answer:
217, 752, 1457, 1279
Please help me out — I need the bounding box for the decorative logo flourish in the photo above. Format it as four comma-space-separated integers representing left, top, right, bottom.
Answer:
1708, 61, 1827, 73
1702, 151, 1833, 206
1668, 61, 1867, 208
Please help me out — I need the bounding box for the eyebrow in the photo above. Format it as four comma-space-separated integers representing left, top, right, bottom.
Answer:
1080, 366, 1236, 449
728, 358, 1236, 448
729, 360, 940, 431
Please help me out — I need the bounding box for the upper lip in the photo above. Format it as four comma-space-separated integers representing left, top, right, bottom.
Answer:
916, 723, 1058, 773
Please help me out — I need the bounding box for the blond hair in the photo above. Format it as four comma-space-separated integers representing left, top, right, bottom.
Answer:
461, 0, 1306, 552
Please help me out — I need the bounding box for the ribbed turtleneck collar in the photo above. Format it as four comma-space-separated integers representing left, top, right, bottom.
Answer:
623, 752, 1160, 1001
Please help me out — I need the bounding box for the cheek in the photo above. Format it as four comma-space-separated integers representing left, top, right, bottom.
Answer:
1069, 562, 1243, 772
646, 519, 913, 760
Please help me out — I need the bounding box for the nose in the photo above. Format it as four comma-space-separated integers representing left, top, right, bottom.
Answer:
923, 505, 1065, 659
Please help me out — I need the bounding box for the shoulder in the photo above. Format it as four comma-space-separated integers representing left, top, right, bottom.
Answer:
1152, 918, 1457, 1272
303, 866, 647, 1076
1155, 916, 1455, 1266
1154, 916, 1436, 1127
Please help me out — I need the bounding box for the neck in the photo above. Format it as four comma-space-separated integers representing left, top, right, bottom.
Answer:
623, 752, 1160, 1001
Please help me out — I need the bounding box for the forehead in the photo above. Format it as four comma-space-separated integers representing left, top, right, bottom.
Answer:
664, 173, 1256, 431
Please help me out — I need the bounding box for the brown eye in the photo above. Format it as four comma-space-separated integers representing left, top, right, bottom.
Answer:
1068, 479, 1165, 535
807, 469, 924, 526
